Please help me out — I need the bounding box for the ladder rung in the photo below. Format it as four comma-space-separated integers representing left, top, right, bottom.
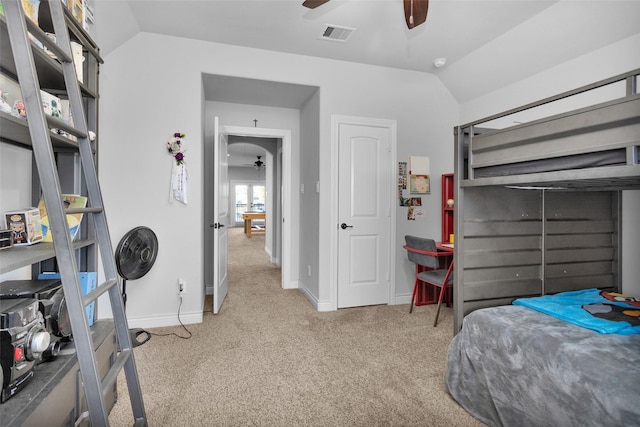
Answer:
62, 15, 103, 64
83, 278, 118, 306
23, 13, 73, 63
66, 206, 103, 215
45, 115, 89, 139
101, 348, 132, 397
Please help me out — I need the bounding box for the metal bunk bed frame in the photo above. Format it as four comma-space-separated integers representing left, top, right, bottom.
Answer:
452, 69, 640, 332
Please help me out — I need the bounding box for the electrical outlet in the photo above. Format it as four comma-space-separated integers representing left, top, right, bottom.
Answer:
178, 278, 186, 295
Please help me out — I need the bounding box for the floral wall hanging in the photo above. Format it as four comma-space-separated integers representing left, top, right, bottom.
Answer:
167, 132, 188, 204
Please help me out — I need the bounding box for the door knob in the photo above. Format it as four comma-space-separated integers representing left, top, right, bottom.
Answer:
340, 223, 353, 230
213, 223, 225, 229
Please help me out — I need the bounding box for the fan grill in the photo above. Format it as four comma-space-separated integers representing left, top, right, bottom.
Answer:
115, 227, 158, 281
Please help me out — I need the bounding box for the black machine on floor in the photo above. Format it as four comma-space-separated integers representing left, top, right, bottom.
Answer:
0, 279, 72, 403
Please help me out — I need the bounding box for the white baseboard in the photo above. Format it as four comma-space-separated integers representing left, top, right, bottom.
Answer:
121, 311, 203, 329
283, 279, 298, 289
393, 294, 412, 305
298, 282, 334, 311
298, 283, 318, 308
316, 300, 334, 311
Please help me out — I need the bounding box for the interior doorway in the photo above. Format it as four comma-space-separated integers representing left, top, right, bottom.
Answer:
222, 126, 293, 290
204, 124, 295, 314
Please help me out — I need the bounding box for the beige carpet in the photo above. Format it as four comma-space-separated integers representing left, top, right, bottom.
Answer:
108, 227, 484, 426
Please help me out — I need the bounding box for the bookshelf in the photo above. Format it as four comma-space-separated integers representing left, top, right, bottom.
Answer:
0, 2, 117, 425
442, 173, 454, 243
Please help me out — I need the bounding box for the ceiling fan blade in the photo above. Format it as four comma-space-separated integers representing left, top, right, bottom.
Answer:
303, 0, 330, 9
404, 0, 429, 29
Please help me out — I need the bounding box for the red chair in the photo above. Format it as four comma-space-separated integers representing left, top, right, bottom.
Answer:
403, 235, 454, 327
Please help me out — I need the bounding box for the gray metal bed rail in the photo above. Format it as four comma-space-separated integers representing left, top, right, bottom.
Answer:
457, 68, 640, 190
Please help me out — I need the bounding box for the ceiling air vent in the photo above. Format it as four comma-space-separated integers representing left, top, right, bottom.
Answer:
321, 24, 355, 42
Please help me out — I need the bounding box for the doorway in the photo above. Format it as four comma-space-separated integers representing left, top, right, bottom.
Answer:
204, 124, 294, 314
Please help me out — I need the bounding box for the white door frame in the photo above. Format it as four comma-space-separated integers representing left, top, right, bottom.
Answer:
330, 115, 397, 310
224, 125, 295, 290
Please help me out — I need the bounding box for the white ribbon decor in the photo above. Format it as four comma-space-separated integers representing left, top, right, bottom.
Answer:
167, 132, 188, 205
170, 162, 188, 204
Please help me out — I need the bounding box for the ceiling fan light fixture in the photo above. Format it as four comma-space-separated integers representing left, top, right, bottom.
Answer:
433, 57, 447, 68
254, 155, 264, 169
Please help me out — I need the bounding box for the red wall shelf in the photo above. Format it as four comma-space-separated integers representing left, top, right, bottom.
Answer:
415, 173, 455, 307
442, 173, 454, 243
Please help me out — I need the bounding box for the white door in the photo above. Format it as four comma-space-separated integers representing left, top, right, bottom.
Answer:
337, 122, 392, 308
213, 117, 229, 314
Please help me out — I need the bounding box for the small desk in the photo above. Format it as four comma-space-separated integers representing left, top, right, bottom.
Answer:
415, 242, 454, 306
242, 212, 265, 238
436, 242, 454, 253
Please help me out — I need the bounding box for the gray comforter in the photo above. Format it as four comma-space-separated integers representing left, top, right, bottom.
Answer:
446, 305, 640, 427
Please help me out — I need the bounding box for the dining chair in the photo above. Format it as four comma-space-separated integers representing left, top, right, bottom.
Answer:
403, 235, 454, 326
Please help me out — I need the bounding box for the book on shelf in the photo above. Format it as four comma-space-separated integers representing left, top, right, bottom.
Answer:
20, 0, 41, 24
38, 193, 87, 242
40, 90, 62, 119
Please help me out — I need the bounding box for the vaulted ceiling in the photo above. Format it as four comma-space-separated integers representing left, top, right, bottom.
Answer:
95, 0, 640, 104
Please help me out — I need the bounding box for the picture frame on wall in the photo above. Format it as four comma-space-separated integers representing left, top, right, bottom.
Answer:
409, 174, 430, 194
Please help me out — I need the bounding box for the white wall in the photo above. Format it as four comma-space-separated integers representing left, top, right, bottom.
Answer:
299, 90, 321, 300
229, 166, 264, 183
98, 32, 459, 327
459, 33, 640, 125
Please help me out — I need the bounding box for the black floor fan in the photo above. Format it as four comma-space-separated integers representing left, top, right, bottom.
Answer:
115, 226, 159, 347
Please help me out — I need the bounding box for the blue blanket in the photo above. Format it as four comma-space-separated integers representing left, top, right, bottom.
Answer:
513, 288, 640, 335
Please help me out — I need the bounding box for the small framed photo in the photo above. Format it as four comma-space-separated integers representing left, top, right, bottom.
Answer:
409, 174, 430, 194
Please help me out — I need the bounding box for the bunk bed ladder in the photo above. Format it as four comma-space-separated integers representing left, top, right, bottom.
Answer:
3, 1, 147, 425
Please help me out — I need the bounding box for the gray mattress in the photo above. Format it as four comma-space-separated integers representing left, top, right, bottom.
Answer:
446, 305, 640, 427
472, 148, 628, 178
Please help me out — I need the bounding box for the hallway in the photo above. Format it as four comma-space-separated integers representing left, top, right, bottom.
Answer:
204, 226, 280, 312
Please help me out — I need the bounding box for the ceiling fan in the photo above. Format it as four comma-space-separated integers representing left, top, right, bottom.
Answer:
302, 0, 429, 29
254, 156, 264, 169
243, 155, 265, 169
